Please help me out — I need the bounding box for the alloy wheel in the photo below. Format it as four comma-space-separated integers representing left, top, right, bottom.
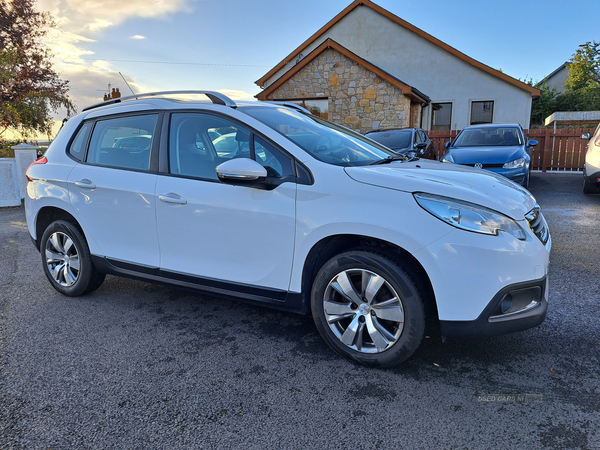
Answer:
323, 268, 405, 354
45, 231, 80, 287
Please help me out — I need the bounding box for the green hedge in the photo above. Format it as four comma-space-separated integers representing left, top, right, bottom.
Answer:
0, 140, 21, 158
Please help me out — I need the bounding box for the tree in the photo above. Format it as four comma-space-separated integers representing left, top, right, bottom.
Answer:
565, 41, 600, 92
0, 0, 75, 138
530, 83, 557, 126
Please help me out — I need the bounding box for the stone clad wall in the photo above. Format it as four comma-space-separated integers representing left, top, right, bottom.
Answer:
267, 48, 411, 134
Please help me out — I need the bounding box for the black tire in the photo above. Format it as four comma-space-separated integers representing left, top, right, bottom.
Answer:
311, 250, 426, 368
40, 220, 105, 296
583, 176, 598, 194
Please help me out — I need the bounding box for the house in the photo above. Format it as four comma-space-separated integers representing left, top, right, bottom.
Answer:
255, 0, 541, 133
537, 63, 569, 94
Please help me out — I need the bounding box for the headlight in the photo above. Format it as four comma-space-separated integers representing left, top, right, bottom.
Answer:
503, 158, 525, 169
414, 193, 526, 240
440, 153, 454, 163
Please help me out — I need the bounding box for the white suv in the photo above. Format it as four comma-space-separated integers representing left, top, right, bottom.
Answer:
25, 91, 551, 367
582, 124, 600, 194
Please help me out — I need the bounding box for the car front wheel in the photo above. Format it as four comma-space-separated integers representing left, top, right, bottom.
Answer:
583, 176, 598, 194
40, 220, 105, 296
311, 250, 426, 368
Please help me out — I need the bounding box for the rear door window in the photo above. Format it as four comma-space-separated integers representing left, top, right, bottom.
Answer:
86, 115, 158, 171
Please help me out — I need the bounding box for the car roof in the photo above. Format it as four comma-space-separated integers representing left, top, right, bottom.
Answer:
366, 127, 418, 134
81, 91, 310, 116
462, 124, 522, 130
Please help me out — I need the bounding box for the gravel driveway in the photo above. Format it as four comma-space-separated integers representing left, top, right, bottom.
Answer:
1, 172, 599, 449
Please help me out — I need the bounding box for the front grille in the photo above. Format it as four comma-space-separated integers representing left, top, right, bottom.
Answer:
458, 163, 504, 169
525, 206, 549, 244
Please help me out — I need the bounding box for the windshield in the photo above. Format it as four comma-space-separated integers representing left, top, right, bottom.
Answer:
240, 106, 396, 166
366, 130, 412, 149
452, 126, 523, 147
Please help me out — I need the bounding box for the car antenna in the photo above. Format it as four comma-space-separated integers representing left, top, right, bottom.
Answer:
119, 72, 136, 96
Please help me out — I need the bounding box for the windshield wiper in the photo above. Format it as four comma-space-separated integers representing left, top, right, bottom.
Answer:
370, 156, 406, 165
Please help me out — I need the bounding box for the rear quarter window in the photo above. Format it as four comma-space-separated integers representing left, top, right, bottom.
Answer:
68, 122, 92, 161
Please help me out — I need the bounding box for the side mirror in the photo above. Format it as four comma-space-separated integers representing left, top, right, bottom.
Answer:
216, 158, 267, 187
527, 139, 539, 147
444, 141, 451, 149
416, 142, 427, 149
581, 132, 591, 140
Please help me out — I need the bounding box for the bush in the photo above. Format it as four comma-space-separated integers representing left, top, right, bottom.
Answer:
0, 140, 22, 158
531, 85, 600, 127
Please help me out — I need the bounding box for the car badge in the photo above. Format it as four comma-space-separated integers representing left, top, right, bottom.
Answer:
474, 162, 483, 169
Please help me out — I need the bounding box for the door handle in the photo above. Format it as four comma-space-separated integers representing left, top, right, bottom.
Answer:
75, 179, 96, 190
159, 193, 187, 205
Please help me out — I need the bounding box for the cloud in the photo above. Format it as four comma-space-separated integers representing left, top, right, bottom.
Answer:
38, 0, 191, 34
216, 89, 258, 102
87, 19, 113, 32
60, 66, 147, 110
33, 0, 196, 125
130, 35, 146, 40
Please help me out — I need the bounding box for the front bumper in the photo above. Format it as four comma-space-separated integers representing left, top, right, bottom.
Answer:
584, 169, 600, 186
440, 276, 548, 339
454, 164, 528, 186
484, 166, 528, 185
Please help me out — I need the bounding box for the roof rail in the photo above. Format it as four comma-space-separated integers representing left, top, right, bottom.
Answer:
82, 90, 237, 112
268, 101, 312, 115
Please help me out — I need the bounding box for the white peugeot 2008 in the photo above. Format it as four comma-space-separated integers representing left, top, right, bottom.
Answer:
25, 91, 551, 368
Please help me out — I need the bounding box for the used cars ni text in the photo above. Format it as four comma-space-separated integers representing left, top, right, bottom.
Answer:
25, 92, 551, 368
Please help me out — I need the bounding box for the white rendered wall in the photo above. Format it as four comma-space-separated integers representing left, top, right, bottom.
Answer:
0, 159, 21, 207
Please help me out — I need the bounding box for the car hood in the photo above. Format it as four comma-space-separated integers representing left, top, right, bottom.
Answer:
447, 146, 523, 164
344, 160, 537, 219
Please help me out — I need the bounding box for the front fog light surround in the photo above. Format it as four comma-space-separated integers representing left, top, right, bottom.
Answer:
414, 193, 526, 240
440, 154, 454, 164
503, 157, 525, 169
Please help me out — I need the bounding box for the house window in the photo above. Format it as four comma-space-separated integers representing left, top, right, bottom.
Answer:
287, 99, 329, 120
431, 103, 452, 131
470, 101, 494, 125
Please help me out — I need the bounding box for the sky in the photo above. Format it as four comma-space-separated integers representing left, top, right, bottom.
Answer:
34, 0, 600, 135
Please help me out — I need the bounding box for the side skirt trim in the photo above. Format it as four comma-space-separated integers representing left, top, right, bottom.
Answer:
91, 255, 306, 314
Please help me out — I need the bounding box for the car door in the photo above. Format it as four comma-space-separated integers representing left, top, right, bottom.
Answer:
413, 129, 423, 154
67, 113, 162, 267
419, 129, 435, 159
154, 112, 296, 293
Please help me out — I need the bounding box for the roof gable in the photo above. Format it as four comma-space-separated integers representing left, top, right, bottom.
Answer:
256, 0, 540, 98
537, 62, 569, 85
256, 39, 429, 103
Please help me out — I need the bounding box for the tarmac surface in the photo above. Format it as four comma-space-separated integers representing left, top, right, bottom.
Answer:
1, 172, 599, 449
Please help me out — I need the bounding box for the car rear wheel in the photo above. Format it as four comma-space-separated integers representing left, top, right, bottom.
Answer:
40, 220, 105, 296
311, 250, 426, 368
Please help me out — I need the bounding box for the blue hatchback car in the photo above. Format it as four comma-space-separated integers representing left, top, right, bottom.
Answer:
440, 124, 538, 188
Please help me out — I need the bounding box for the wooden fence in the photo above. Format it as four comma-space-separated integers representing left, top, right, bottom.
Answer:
428, 128, 595, 172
